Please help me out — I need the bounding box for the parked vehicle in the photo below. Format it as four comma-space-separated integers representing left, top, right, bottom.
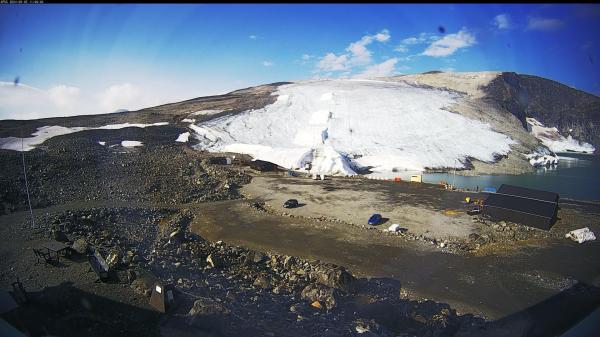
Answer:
368, 213, 382, 225
283, 199, 299, 208
467, 208, 481, 216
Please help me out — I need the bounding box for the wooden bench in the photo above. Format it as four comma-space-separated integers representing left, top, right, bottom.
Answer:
87, 249, 110, 283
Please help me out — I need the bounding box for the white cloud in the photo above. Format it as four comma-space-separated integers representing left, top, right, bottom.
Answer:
401, 33, 439, 45
422, 28, 476, 57
493, 14, 512, 29
0, 78, 250, 120
98, 83, 145, 113
402, 37, 420, 45
317, 53, 349, 72
395, 33, 439, 54
374, 29, 391, 42
394, 45, 408, 53
352, 58, 398, 79
346, 38, 373, 66
47, 85, 81, 109
527, 17, 564, 31
249, 35, 257, 39
301, 54, 313, 60
316, 29, 391, 73
0, 82, 56, 120
395, 54, 421, 62
262, 60, 273, 67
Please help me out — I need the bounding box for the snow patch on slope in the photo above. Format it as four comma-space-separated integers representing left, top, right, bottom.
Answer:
527, 118, 595, 154
0, 122, 168, 151
175, 132, 191, 143
190, 110, 224, 116
121, 140, 143, 148
192, 79, 515, 176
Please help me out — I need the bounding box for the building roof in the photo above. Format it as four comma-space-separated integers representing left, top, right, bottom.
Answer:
497, 184, 559, 203
485, 193, 556, 219
483, 184, 559, 230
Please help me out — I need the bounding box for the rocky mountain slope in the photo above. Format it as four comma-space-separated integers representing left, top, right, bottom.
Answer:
0, 72, 597, 178
484, 72, 600, 149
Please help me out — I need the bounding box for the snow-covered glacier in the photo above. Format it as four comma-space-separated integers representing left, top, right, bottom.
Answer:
192, 79, 516, 177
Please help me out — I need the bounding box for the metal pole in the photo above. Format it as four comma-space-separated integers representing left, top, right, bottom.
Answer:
452, 159, 457, 189
21, 131, 35, 228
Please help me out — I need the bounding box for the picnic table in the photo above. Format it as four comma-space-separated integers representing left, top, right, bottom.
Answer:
39, 241, 70, 262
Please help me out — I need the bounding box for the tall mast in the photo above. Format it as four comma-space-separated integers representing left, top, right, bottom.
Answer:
21, 131, 35, 228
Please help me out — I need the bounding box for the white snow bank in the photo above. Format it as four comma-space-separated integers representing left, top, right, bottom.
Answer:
181, 118, 196, 123
96, 122, 168, 130
526, 147, 559, 167
190, 109, 224, 116
121, 140, 143, 148
192, 79, 515, 176
175, 132, 191, 143
0, 126, 87, 151
565, 227, 596, 244
527, 118, 595, 154
0, 122, 169, 151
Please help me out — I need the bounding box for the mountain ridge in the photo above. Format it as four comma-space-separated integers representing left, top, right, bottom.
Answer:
1, 72, 598, 178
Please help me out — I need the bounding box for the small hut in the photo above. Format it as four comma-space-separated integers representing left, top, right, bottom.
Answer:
482, 184, 559, 230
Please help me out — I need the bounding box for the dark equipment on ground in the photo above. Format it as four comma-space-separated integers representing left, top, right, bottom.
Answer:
248, 159, 280, 172
482, 184, 559, 230
368, 213, 382, 225
11, 279, 28, 305
208, 156, 232, 165
149, 282, 175, 313
283, 199, 299, 208
87, 249, 110, 282
467, 207, 481, 216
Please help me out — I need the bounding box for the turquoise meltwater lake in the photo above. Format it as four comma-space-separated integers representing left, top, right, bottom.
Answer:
423, 153, 600, 201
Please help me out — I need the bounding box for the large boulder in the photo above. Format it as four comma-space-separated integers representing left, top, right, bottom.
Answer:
71, 238, 88, 254
310, 265, 355, 292
253, 275, 271, 289
106, 249, 122, 269
187, 297, 230, 333
243, 250, 266, 265
130, 276, 155, 297
188, 298, 230, 316
300, 284, 338, 310
206, 254, 222, 268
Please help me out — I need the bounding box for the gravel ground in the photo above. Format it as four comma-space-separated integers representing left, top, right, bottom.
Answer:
1, 120, 599, 337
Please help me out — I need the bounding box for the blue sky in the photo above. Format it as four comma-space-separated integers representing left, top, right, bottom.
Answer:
1, 4, 599, 119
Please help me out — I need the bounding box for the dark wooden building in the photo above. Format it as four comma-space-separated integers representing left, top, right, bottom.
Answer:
482, 184, 559, 230
248, 159, 281, 172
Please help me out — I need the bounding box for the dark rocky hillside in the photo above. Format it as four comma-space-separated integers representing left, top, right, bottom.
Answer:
483, 72, 600, 151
